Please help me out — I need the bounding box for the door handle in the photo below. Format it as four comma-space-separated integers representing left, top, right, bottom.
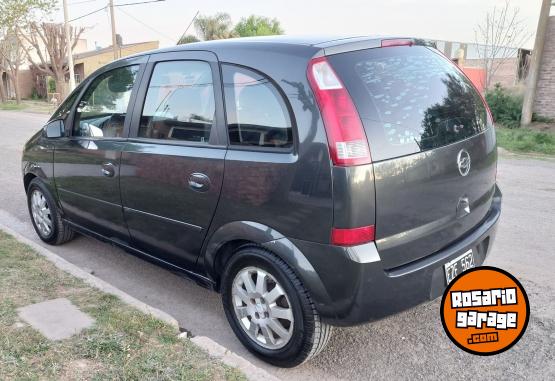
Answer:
101, 162, 116, 177
188, 173, 210, 192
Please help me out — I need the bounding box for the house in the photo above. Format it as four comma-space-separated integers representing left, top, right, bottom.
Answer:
430, 39, 531, 92
1, 38, 88, 100
32, 40, 159, 99
72, 41, 159, 82
1, 39, 158, 100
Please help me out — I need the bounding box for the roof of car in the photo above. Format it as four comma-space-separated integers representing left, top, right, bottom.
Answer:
119, 35, 417, 64
173, 35, 384, 49
132, 35, 396, 56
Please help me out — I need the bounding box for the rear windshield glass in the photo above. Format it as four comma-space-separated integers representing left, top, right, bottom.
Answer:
328, 46, 488, 161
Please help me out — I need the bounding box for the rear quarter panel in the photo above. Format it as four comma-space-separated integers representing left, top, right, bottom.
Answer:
205, 44, 335, 244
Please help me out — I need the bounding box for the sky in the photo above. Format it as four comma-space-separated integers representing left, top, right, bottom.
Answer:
52, 0, 547, 52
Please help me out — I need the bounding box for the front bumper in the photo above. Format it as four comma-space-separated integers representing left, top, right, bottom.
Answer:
292, 184, 502, 326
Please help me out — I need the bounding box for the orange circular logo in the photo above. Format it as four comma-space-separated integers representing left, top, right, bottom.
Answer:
440, 266, 529, 355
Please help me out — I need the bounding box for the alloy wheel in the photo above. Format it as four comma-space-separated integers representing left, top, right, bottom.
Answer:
30, 189, 52, 237
231, 266, 294, 350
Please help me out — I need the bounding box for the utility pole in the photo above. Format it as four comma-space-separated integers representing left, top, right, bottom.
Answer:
521, 0, 552, 126
109, 0, 119, 60
63, 0, 76, 93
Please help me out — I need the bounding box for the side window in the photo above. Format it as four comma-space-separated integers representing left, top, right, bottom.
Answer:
222, 64, 292, 148
51, 84, 82, 121
139, 61, 215, 143
73, 65, 139, 138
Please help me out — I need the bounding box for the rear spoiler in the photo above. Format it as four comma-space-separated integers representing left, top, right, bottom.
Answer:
319, 37, 436, 56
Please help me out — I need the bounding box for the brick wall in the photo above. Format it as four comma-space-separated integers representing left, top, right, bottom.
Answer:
464, 58, 519, 89
534, 16, 555, 118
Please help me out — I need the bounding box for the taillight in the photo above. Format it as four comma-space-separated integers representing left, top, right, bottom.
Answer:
381, 38, 414, 48
331, 225, 375, 246
307, 56, 371, 166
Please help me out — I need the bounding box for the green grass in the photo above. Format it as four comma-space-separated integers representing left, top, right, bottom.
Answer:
0, 231, 246, 381
0, 101, 27, 111
496, 127, 555, 156
0, 100, 54, 114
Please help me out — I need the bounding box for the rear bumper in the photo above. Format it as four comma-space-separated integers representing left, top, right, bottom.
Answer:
292, 184, 502, 326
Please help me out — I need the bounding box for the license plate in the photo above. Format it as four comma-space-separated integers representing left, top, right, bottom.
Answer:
444, 249, 475, 284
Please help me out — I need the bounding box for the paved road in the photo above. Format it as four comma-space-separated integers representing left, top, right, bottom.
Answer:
1, 111, 554, 380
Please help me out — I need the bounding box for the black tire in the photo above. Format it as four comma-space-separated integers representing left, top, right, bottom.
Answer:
221, 246, 332, 367
27, 178, 74, 245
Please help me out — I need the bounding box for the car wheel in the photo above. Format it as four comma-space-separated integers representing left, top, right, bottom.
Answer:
27, 178, 74, 245
221, 246, 332, 367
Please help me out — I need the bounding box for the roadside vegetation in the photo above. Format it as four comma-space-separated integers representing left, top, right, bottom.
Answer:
496, 127, 555, 156
485, 84, 555, 156
0, 99, 53, 113
0, 231, 245, 381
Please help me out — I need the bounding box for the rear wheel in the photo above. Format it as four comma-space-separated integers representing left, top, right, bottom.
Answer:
221, 246, 332, 367
27, 178, 74, 245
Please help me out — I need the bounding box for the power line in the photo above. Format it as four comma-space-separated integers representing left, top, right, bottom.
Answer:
114, 0, 165, 7
178, 10, 199, 43
69, 6, 107, 22
68, 0, 165, 22
117, 7, 175, 42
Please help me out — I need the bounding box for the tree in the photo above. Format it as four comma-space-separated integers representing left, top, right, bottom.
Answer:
177, 34, 200, 45
474, 0, 532, 90
0, 0, 56, 103
20, 22, 84, 99
0, 31, 25, 103
234, 15, 283, 37
194, 13, 237, 41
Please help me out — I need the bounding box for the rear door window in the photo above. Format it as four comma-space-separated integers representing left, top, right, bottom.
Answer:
328, 46, 488, 161
139, 61, 215, 143
222, 64, 293, 149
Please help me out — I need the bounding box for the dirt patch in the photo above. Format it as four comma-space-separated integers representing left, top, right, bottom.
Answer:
61, 359, 104, 381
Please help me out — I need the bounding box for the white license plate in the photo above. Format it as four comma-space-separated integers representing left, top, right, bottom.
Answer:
444, 249, 475, 284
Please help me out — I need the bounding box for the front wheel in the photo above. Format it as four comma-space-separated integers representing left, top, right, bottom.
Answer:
27, 178, 74, 245
221, 246, 332, 367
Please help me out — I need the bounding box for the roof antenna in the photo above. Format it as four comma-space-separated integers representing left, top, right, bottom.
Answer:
178, 10, 200, 44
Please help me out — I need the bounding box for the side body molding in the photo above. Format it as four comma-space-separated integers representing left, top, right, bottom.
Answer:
201, 221, 334, 317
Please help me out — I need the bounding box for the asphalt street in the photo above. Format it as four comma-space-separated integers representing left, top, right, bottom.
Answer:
1, 110, 554, 380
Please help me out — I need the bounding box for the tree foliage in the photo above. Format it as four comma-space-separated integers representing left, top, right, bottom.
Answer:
0, 0, 56, 102
194, 13, 237, 41
0, 0, 56, 27
177, 34, 200, 45
233, 15, 283, 37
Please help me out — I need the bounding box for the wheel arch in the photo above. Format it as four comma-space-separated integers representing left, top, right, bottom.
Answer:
201, 221, 334, 316
22, 162, 50, 193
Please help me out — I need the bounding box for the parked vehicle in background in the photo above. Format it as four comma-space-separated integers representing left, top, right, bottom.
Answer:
22, 36, 501, 367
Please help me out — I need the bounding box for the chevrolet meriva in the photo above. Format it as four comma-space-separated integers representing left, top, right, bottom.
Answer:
22, 36, 501, 367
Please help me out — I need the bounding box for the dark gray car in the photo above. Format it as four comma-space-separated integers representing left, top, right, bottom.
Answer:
22, 36, 501, 367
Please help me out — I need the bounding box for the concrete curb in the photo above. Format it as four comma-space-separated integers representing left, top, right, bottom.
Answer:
0, 223, 180, 329
0, 222, 282, 381
191, 336, 281, 381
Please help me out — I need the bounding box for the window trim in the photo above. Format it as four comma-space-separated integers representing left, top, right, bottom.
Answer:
219, 62, 298, 154
69, 63, 144, 140
128, 53, 226, 148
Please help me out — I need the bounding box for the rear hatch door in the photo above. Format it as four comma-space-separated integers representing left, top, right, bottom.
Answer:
329, 44, 497, 269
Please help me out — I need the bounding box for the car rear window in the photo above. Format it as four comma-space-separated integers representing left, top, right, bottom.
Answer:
328, 46, 488, 161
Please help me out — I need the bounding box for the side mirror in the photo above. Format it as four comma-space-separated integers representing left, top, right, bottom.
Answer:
44, 120, 65, 138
